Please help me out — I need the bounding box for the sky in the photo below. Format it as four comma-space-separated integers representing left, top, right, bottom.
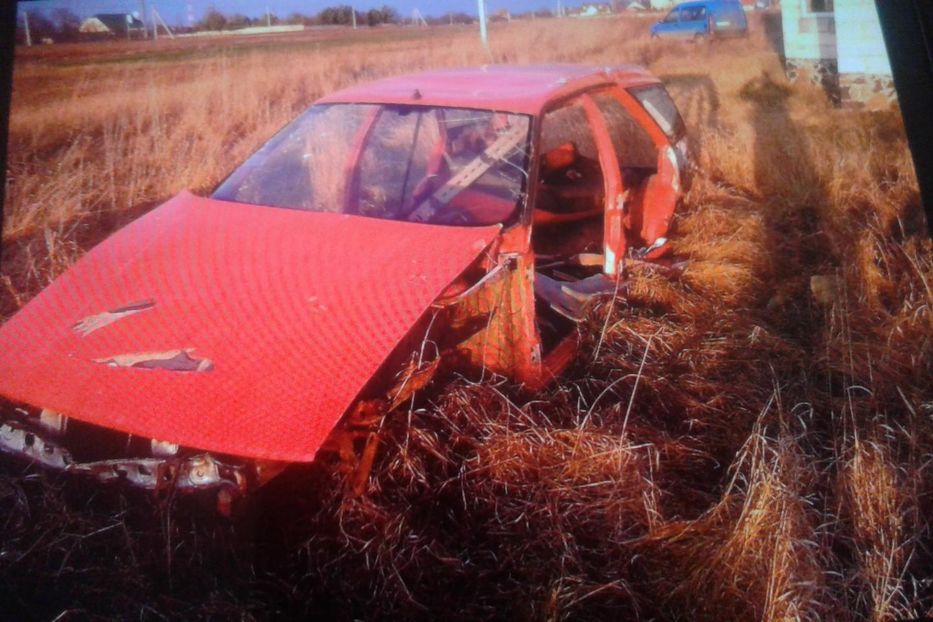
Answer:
16, 0, 598, 26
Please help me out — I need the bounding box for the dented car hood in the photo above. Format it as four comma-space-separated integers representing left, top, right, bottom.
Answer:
0, 192, 498, 462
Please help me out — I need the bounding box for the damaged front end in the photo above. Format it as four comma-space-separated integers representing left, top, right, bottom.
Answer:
0, 339, 445, 514
0, 403, 281, 514
0, 191, 501, 513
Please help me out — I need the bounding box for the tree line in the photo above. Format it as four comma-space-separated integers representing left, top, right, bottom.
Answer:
13, 4, 402, 44
14, 3, 564, 45
196, 4, 400, 31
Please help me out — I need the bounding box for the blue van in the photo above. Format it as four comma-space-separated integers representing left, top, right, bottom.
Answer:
650, 1, 748, 41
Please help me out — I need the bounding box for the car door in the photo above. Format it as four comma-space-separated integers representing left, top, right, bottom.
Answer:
524, 94, 623, 377
597, 84, 682, 256
654, 7, 683, 38
625, 82, 689, 185
678, 5, 710, 37
531, 95, 624, 271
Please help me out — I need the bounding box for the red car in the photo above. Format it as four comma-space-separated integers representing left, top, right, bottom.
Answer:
0, 65, 689, 511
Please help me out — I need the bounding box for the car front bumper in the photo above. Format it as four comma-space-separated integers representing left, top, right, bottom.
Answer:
0, 409, 258, 514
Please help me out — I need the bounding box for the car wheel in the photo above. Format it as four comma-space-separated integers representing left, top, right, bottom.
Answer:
693, 32, 709, 44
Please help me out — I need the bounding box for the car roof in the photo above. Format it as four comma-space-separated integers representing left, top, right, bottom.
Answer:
317, 64, 661, 115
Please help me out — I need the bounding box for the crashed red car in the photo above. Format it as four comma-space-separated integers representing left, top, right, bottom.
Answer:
0, 65, 688, 510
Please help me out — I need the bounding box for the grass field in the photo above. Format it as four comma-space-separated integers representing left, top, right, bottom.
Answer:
2, 13, 932, 620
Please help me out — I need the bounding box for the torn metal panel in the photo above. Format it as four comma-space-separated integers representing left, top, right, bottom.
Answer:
72, 299, 155, 337
94, 349, 213, 372
436, 253, 542, 383
0, 417, 248, 497
321, 351, 443, 496
535, 272, 621, 322
0, 421, 71, 469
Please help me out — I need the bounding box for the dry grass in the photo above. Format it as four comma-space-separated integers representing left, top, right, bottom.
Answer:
2, 12, 932, 621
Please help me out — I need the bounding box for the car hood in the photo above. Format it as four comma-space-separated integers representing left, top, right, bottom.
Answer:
0, 191, 499, 462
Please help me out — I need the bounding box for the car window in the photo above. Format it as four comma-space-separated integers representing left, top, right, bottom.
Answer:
663, 9, 680, 23
355, 107, 530, 225
535, 101, 606, 216
540, 102, 600, 161
681, 6, 707, 22
629, 85, 686, 140
356, 107, 442, 218
213, 104, 375, 211
593, 93, 657, 171
214, 104, 531, 226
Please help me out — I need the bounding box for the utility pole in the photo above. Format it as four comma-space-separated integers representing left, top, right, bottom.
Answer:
266, 4, 271, 27
140, 0, 149, 38
477, 0, 488, 47
351, 7, 357, 29
152, 6, 174, 40
557, 0, 563, 17
22, 9, 32, 46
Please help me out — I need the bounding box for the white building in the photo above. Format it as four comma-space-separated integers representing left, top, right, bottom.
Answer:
79, 13, 146, 39
781, 0, 895, 108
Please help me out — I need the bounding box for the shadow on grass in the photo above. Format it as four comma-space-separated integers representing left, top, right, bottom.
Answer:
739, 70, 832, 336
0, 458, 344, 620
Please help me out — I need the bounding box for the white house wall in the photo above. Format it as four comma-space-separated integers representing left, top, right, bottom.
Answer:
781, 0, 837, 60
835, 0, 895, 107
835, 0, 891, 75
782, 0, 897, 108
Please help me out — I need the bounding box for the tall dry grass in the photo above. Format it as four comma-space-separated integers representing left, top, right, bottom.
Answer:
2, 12, 932, 621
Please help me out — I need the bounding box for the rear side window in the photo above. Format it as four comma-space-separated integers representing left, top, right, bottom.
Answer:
681, 6, 707, 21
629, 85, 686, 140
593, 93, 657, 170
540, 102, 600, 160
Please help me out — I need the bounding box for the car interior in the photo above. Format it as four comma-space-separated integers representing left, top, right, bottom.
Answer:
530, 93, 663, 352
